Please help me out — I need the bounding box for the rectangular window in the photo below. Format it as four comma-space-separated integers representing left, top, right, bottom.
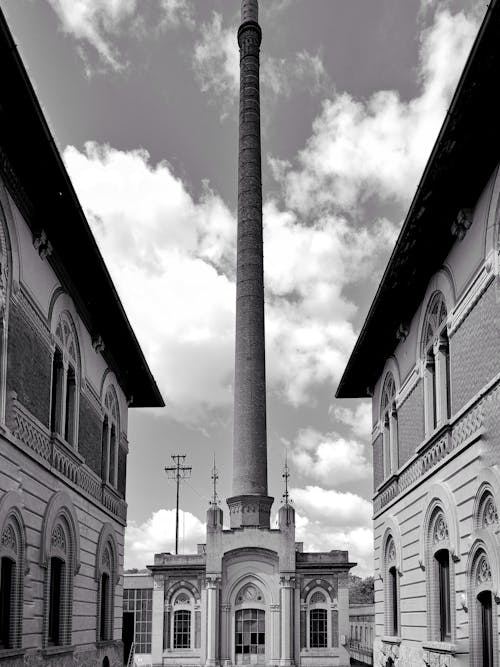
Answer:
436, 550, 451, 641
389, 566, 399, 636
0, 557, 13, 648
48, 557, 63, 645
310, 609, 327, 648
479, 590, 493, 667
122, 589, 152, 654
64, 366, 76, 445
100, 573, 109, 641
50, 350, 64, 433
174, 610, 191, 649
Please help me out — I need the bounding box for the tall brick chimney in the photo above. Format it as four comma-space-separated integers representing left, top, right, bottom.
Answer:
227, 0, 273, 529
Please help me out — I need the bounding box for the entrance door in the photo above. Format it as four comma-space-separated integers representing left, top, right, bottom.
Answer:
122, 611, 135, 665
235, 609, 265, 664
478, 590, 494, 667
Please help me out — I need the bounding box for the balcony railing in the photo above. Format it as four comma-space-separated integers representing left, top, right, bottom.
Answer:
373, 384, 490, 514
8, 394, 127, 523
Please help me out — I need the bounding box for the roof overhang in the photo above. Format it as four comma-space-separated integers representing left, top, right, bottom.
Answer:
336, 0, 500, 398
0, 9, 164, 408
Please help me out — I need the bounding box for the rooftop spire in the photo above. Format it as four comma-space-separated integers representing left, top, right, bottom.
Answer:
227, 0, 273, 529
210, 455, 219, 507
282, 452, 291, 506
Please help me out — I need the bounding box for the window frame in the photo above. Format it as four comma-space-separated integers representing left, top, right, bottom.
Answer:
50, 312, 80, 449
0, 502, 26, 652
306, 587, 330, 649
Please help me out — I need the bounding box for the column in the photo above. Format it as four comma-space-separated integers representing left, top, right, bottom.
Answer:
434, 337, 449, 426
206, 576, 220, 666
423, 356, 435, 435
382, 415, 390, 478
280, 576, 295, 666
270, 604, 281, 665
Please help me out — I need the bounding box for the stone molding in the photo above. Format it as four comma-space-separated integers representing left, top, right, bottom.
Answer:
373, 380, 500, 515
7, 393, 127, 523
448, 249, 497, 336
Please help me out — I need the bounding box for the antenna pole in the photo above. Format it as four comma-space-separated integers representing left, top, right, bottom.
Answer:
165, 454, 192, 554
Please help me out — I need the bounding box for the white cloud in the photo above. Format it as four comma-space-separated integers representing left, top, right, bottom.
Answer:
125, 508, 206, 568
65, 142, 394, 416
46, 0, 193, 70
331, 402, 372, 440
64, 142, 236, 420
275, 9, 479, 215
291, 486, 373, 575
289, 428, 371, 486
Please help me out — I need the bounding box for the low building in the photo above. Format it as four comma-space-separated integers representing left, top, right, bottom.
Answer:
349, 604, 374, 666
123, 530, 354, 667
0, 8, 163, 666
337, 2, 500, 666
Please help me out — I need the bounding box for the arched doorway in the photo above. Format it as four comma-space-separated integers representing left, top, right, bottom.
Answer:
235, 609, 265, 664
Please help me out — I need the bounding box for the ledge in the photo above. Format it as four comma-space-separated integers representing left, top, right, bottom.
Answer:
381, 636, 401, 645
42, 644, 75, 656
0, 648, 26, 662
422, 641, 458, 655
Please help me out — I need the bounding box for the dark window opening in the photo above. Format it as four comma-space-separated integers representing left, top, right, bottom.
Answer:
479, 590, 493, 667
436, 549, 451, 642
0, 557, 13, 648
100, 572, 110, 641
48, 557, 63, 646
389, 565, 399, 636
50, 350, 64, 433
64, 366, 76, 444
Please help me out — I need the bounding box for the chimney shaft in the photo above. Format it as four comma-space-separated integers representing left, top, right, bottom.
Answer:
227, 0, 273, 529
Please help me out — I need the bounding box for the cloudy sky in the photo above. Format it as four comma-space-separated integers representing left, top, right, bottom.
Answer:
2, 0, 487, 575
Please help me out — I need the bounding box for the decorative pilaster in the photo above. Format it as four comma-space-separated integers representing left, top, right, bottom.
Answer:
151, 577, 165, 664
205, 575, 220, 666
280, 575, 295, 666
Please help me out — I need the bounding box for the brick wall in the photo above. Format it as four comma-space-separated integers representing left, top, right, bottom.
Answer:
398, 380, 425, 466
78, 393, 103, 476
118, 447, 127, 498
450, 282, 500, 413
373, 433, 384, 490
7, 299, 52, 426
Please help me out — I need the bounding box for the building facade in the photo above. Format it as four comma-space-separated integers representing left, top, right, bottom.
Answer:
337, 2, 500, 666
348, 604, 374, 666
0, 8, 163, 666
124, 516, 353, 667
124, 1, 355, 665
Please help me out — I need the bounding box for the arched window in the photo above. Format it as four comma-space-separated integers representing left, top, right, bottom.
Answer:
384, 535, 400, 637
41, 493, 80, 649
102, 388, 119, 487
50, 312, 80, 447
95, 524, 118, 643
422, 292, 450, 434
381, 373, 398, 478
234, 583, 266, 662
468, 547, 497, 667
426, 508, 454, 642
307, 589, 329, 648
46, 519, 73, 646
0, 504, 25, 650
170, 590, 195, 650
